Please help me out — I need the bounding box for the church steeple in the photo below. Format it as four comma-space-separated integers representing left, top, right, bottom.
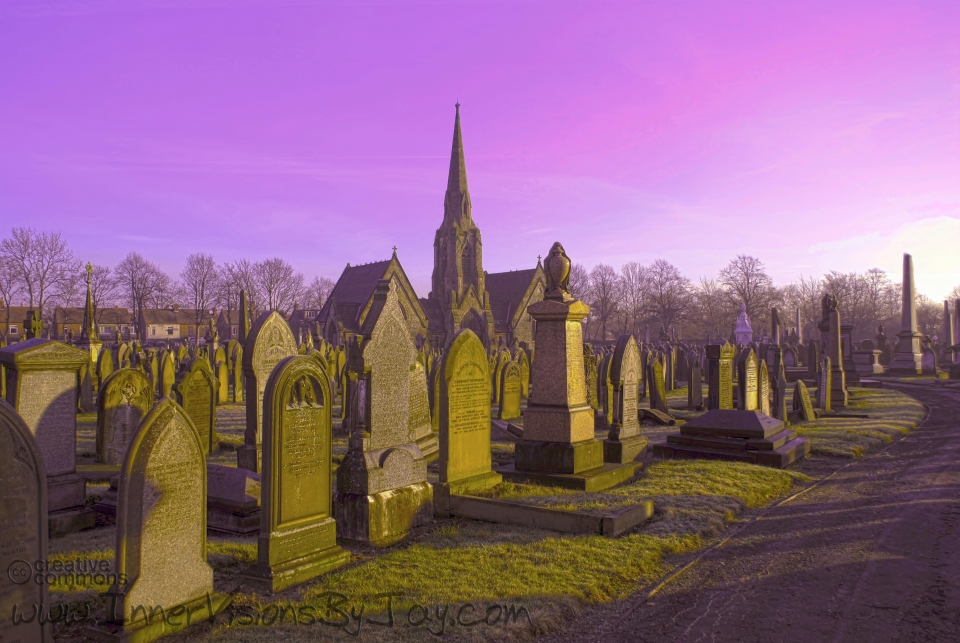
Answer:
443, 103, 472, 225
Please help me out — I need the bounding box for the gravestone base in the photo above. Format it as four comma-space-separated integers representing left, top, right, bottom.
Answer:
49, 506, 96, 537
653, 409, 811, 469
236, 444, 261, 473
433, 471, 503, 516
48, 472, 87, 512
207, 464, 261, 536
512, 438, 604, 474
603, 435, 649, 464
207, 507, 260, 536
334, 482, 434, 546
831, 370, 848, 407
240, 519, 349, 592
78, 463, 122, 483
85, 592, 231, 643
414, 430, 439, 464
497, 461, 638, 492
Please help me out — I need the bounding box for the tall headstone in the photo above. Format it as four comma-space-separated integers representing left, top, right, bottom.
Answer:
0, 398, 51, 643
738, 349, 759, 411
334, 280, 433, 545
817, 354, 833, 411
159, 350, 176, 398
240, 356, 349, 592
516, 347, 531, 399
604, 335, 646, 464
0, 339, 95, 534
497, 359, 522, 421
97, 369, 155, 466
173, 357, 218, 456
583, 344, 598, 411
238, 311, 297, 473
435, 329, 502, 512
498, 242, 636, 491
87, 399, 228, 643
888, 253, 924, 374
825, 295, 848, 407
216, 360, 229, 405
687, 354, 703, 410
648, 356, 668, 413
758, 360, 771, 417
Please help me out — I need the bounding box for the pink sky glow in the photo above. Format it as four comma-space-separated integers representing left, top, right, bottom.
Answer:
1, 0, 958, 299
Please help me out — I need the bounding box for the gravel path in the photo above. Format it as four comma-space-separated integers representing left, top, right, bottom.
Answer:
538, 381, 960, 643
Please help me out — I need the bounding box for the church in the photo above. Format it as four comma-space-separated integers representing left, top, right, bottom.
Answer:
316, 105, 545, 351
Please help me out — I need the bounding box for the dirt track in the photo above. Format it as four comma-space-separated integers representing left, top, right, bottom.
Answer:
540, 381, 960, 643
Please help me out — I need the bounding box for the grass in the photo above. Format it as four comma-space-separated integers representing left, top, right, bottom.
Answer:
790, 388, 925, 457
47, 383, 926, 643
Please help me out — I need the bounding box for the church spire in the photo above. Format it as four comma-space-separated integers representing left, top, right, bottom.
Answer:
447, 103, 469, 194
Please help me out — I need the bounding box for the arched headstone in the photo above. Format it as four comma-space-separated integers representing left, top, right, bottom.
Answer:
173, 357, 218, 456
98, 369, 155, 465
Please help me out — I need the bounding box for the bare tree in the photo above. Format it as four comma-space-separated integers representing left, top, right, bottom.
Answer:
305, 275, 336, 310
255, 258, 304, 314
691, 277, 733, 341
618, 262, 648, 339
222, 259, 260, 316
180, 253, 218, 323
89, 264, 121, 321
115, 252, 167, 338
0, 255, 24, 343
147, 271, 179, 309
587, 264, 620, 340
568, 263, 590, 301
0, 227, 80, 318
645, 259, 692, 333
719, 255, 778, 336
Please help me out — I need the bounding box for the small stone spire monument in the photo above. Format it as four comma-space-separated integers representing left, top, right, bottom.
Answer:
888, 253, 923, 375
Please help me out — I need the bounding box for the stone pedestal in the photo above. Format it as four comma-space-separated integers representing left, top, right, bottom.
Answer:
888, 331, 923, 375
852, 349, 884, 375
497, 294, 636, 491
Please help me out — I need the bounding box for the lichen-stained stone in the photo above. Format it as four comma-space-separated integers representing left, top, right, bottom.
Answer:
240, 356, 348, 592
173, 357, 218, 456
87, 398, 228, 643
498, 360, 522, 422
604, 335, 647, 464
98, 368, 154, 465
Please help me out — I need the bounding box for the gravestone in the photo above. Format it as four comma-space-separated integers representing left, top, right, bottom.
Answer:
888, 254, 924, 374
649, 357, 668, 413
240, 356, 349, 592
921, 347, 937, 375
817, 355, 833, 411
583, 344, 599, 411
334, 280, 433, 545
206, 464, 261, 535
497, 242, 636, 491
232, 345, 244, 403
604, 335, 647, 464
718, 344, 735, 410
410, 361, 439, 462
98, 348, 115, 384
173, 357, 218, 456
159, 351, 176, 398
0, 339, 95, 534
738, 349, 759, 411
792, 380, 815, 421
79, 362, 95, 412
758, 360, 771, 416
498, 360, 523, 421
238, 311, 297, 473
0, 398, 51, 643
86, 399, 228, 643
687, 355, 703, 410
772, 369, 789, 423
216, 360, 229, 405
98, 369, 155, 466
516, 347, 531, 399
596, 352, 613, 427
435, 329, 502, 513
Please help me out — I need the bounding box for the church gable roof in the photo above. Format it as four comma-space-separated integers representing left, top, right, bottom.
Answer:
486, 267, 543, 331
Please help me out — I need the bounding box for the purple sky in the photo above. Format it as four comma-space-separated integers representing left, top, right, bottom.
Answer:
2, 0, 958, 299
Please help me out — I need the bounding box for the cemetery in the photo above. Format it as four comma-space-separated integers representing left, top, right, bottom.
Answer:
0, 207, 939, 642
2, 5, 959, 639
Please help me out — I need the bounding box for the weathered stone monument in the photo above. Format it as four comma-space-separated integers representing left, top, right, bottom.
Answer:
817, 354, 833, 411
707, 343, 735, 410
87, 399, 229, 643
498, 243, 637, 491
687, 353, 703, 410
648, 355, 668, 413
604, 335, 647, 464
434, 329, 502, 512
792, 380, 815, 421
888, 253, 924, 375
737, 349, 759, 411
240, 356, 349, 591
173, 357, 218, 456
758, 360, 771, 416
97, 368, 155, 466
0, 398, 51, 643
734, 303, 753, 345
238, 311, 297, 472
334, 279, 433, 545
0, 338, 95, 534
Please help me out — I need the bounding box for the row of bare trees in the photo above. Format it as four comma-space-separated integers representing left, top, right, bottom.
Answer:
574, 254, 956, 342
0, 228, 337, 338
